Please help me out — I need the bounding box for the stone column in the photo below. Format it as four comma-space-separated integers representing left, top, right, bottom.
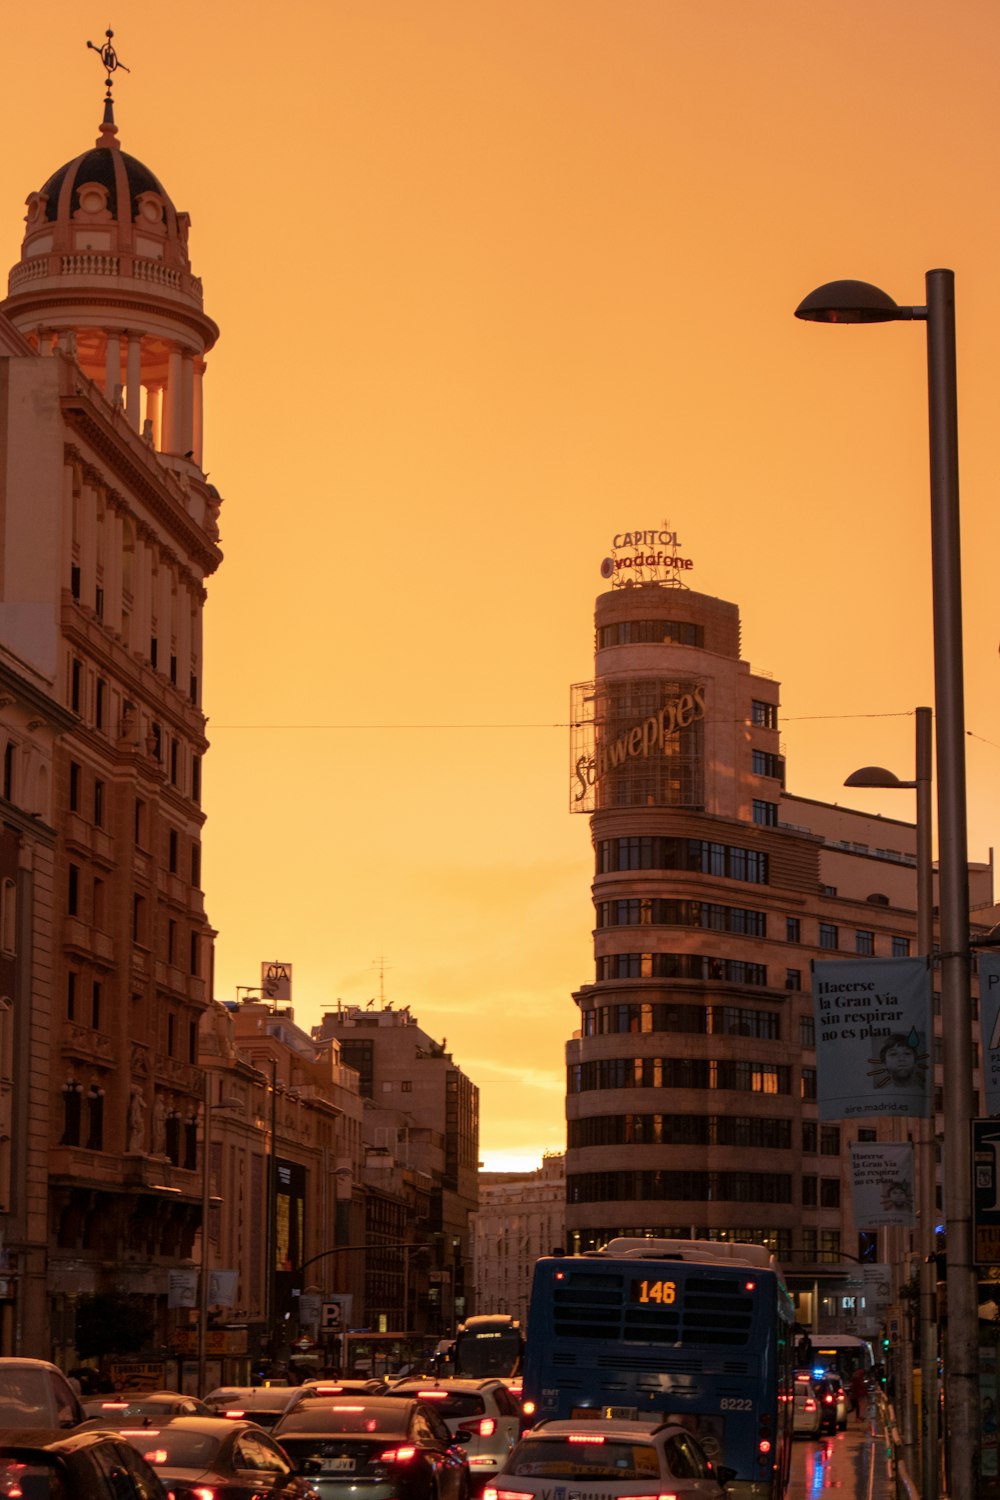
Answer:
180, 351, 195, 458
162, 346, 183, 453
145, 384, 162, 448
104, 331, 122, 403
192, 358, 205, 468
126, 334, 143, 432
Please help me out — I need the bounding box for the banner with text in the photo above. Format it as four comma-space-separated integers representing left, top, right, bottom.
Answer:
812, 956, 932, 1119
850, 1141, 917, 1227
978, 954, 1000, 1116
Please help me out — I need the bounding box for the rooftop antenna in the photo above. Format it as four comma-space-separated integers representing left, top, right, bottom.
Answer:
372, 955, 392, 1008
87, 26, 130, 124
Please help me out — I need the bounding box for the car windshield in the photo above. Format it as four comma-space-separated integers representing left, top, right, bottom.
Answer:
278, 1404, 410, 1436
0, 1374, 54, 1416
0, 1457, 70, 1498
125, 1430, 221, 1468
508, 1438, 661, 1480
393, 1391, 485, 1420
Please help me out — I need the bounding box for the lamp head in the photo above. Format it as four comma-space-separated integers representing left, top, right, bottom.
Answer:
795, 280, 920, 324
844, 765, 915, 790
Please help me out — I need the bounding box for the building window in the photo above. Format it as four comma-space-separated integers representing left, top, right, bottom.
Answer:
819, 923, 839, 951
134, 798, 146, 847
802, 1176, 818, 1207
67, 971, 76, 1021
93, 778, 104, 828
168, 829, 178, 873
95, 677, 106, 730
167, 1013, 175, 1056
752, 749, 784, 781
190, 931, 200, 977
2, 743, 14, 802
91, 981, 101, 1031
93, 877, 105, 929
820, 1126, 841, 1155
191, 842, 201, 887
61, 1080, 82, 1146
71, 563, 81, 599
752, 799, 778, 826
132, 894, 145, 944
150, 634, 158, 668
86, 1086, 104, 1150
71, 659, 82, 713
165, 1111, 181, 1166
820, 1178, 841, 1208
800, 1015, 815, 1047
785, 969, 802, 991
170, 738, 179, 785
188, 1020, 198, 1064
786, 916, 800, 943
855, 929, 875, 956
802, 1122, 818, 1154
892, 936, 911, 958
192, 755, 202, 805
801, 1067, 817, 1100
167, 920, 177, 966
94, 585, 104, 620
69, 761, 81, 812
751, 700, 778, 729
68, 863, 79, 916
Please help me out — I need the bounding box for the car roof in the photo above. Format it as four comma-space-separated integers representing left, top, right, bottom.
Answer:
0, 1427, 139, 1453
276, 1396, 426, 1430
114, 1415, 263, 1437
523, 1419, 691, 1440
388, 1379, 503, 1392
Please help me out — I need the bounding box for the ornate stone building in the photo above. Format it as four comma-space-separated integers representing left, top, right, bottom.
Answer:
0, 83, 224, 1353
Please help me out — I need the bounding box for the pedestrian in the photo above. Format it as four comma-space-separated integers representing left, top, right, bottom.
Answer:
849, 1366, 868, 1420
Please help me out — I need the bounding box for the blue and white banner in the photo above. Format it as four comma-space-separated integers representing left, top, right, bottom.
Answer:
978, 954, 1000, 1116
812, 956, 932, 1120
851, 1141, 917, 1227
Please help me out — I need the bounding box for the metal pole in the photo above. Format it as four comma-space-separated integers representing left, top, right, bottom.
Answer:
197, 1072, 211, 1396
925, 269, 977, 1500
914, 705, 939, 1500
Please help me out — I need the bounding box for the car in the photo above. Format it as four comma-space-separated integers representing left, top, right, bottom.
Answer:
202, 1386, 302, 1431
481, 1417, 729, 1500
82, 1390, 211, 1424
379, 1380, 521, 1487
116, 1414, 316, 1499
272, 1394, 469, 1500
792, 1372, 824, 1437
812, 1374, 846, 1433
0, 1425, 172, 1498
288, 1380, 389, 1410
0, 1361, 85, 1430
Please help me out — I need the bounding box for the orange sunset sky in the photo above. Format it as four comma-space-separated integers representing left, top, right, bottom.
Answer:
4, 2, 1000, 1168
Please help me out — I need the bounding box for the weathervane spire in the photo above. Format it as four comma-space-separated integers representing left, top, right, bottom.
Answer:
87, 26, 130, 128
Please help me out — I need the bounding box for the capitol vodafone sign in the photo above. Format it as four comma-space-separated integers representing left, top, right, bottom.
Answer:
601, 527, 693, 583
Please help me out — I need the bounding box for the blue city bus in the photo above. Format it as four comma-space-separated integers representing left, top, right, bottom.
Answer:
521, 1239, 795, 1500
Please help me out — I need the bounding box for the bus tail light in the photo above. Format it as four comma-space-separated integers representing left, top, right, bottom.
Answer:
484, 1490, 534, 1500
521, 1400, 536, 1417
758, 1439, 772, 1456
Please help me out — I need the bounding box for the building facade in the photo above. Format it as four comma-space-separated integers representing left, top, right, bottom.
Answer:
472, 1153, 565, 1327
566, 578, 991, 1325
0, 87, 224, 1354
313, 1002, 480, 1337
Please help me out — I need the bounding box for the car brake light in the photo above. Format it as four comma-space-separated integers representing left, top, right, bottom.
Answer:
484, 1490, 533, 1500
459, 1417, 497, 1438
380, 1445, 418, 1463
223, 1408, 246, 1417
143, 1450, 169, 1464
416, 1390, 448, 1399
192, 1490, 216, 1500
805, 1398, 816, 1412
568, 1434, 606, 1444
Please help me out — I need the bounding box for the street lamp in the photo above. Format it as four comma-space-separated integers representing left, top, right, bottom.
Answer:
797, 270, 976, 1500
197, 1079, 241, 1395
844, 705, 936, 1495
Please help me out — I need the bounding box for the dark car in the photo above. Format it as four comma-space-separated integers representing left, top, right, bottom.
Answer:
202, 1386, 302, 1431
814, 1374, 846, 1433
273, 1395, 469, 1500
116, 1415, 316, 1500
0, 1362, 85, 1431
82, 1391, 211, 1424
0, 1426, 171, 1498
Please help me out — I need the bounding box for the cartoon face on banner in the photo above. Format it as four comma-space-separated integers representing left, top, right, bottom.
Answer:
812, 956, 932, 1120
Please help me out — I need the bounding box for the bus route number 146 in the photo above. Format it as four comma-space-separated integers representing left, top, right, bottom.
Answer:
631, 1279, 677, 1304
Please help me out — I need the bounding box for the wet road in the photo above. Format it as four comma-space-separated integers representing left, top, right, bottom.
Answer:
787, 1405, 896, 1500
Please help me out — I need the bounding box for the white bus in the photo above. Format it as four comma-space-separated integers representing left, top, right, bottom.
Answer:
807, 1334, 876, 1383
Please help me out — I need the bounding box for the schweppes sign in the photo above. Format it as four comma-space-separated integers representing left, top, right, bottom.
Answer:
573, 684, 706, 803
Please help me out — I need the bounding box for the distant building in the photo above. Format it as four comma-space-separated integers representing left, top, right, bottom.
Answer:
313, 1002, 480, 1336
472, 1154, 565, 1325
0, 83, 224, 1355
566, 577, 992, 1329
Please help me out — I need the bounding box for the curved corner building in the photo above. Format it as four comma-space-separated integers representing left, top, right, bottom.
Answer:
565, 575, 991, 1301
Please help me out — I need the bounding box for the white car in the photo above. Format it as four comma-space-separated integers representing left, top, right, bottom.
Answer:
792, 1373, 823, 1437
483, 1418, 729, 1500
381, 1379, 522, 1486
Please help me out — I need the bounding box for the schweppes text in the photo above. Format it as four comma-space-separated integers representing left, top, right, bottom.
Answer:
573, 684, 707, 801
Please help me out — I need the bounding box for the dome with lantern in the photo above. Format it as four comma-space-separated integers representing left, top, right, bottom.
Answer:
0, 78, 218, 471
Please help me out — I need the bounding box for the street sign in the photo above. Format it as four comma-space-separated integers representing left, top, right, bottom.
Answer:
321, 1300, 342, 1331
973, 1120, 1000, 1264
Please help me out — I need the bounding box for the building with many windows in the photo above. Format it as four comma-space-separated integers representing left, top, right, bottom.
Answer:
0, 84, 224, 1352
472, 1153, 565, 1326
566, 578, 992, 1326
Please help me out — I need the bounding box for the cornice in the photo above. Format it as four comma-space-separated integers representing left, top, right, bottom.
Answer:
0, 286, 219, 350
62, 414, 222, 578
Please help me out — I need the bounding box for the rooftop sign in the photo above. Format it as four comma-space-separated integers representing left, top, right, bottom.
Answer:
600, 526, 693, 587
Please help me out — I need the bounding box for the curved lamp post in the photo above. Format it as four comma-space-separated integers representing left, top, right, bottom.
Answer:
845, 707, 936, 1493
798, 272, 975, 1500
